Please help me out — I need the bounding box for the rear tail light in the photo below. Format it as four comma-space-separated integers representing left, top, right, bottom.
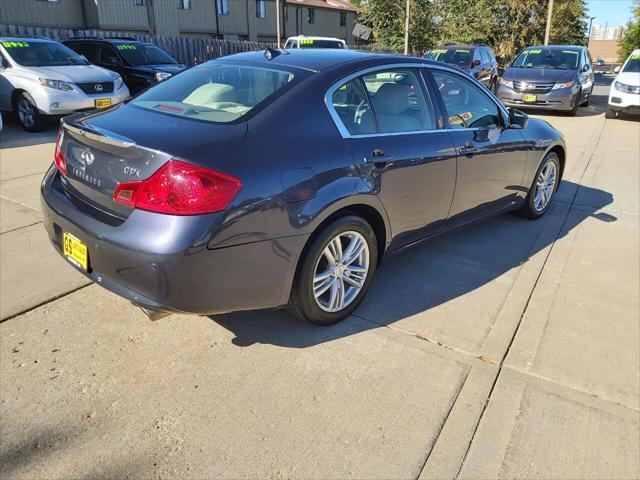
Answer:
54, 127, 67, 175
113, 159, 242, 215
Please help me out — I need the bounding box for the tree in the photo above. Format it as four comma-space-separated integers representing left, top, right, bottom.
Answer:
619, 0, 640, 61
549, 0, 588, 45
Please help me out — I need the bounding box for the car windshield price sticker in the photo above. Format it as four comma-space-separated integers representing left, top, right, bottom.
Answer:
2, 41, 29, 48
116, 44, 137, 50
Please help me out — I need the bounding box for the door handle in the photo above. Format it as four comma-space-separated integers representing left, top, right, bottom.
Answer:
459, 142, 480, 156
365, 148, 394, 169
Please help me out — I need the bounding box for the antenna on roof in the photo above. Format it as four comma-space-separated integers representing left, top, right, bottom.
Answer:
264, 47, 287, 60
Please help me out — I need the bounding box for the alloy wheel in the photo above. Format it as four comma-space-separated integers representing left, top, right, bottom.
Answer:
313, 231, 370, 313
534, 160, 557, 212
17, 99, 35, 129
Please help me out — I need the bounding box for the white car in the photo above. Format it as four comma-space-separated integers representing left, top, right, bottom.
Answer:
606, 49, 640, 118
283, 36, 347, 49
0, 37, 130, 131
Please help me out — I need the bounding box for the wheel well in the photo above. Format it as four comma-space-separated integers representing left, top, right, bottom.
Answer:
300, 204, 388, 271
11, 89, 26, 109
549, 145, 566, 179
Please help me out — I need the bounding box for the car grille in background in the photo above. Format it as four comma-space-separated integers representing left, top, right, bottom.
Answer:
76, 82, 114, 95
513, 81, 554, 94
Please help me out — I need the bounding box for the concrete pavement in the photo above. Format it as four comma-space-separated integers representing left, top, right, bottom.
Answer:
0, 79, 638, 478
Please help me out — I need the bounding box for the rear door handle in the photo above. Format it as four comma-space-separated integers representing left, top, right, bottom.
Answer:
365, 148, 394, 169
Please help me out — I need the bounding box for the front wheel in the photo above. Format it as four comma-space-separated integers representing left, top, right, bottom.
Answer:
14, 92, 48, 132
289, 215, 378, 325
514, 152, 560, 219
565, 89, 581, 116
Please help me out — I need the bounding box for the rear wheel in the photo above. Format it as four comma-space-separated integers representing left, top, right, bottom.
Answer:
14, 92, 48, 132
515, 152, 560, 219
289, 215, 377, 325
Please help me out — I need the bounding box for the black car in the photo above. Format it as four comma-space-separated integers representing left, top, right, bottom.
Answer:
64, 38, 187, 95
424, 44, 499, 91
41, 49, 565, 325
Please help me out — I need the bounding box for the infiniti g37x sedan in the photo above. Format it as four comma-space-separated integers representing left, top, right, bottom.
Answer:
41, 49, 566, 325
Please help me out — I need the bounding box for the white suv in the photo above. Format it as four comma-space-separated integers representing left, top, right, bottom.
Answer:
607, 49, 640, 118
0, 37, 130, 131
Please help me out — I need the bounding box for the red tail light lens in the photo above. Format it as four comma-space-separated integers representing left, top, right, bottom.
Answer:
113, 159, 242, 215
54, 128, 67, 175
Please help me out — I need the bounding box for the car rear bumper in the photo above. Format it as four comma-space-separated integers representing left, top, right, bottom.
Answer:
40, 166, 307, 315
498, 86, 577, 111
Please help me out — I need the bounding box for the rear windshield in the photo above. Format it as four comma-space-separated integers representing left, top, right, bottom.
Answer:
513, 48, 580, 70
114, 43, 177, 66
424, 48, 472, 66
296, 39, 345, 49
622, 53, 640, 73
1, 40, 89, 66
131, 64, 301, 123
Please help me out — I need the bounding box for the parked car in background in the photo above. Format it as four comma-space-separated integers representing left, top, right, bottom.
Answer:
423, 44, 499, 91
606, 49, 640, 118
284, 36, 347, 49
64, 38, 186, 95
41, 49, 566, 325
595, 58, 606, 66
0, 37, 129, 131
497, 45, 594, 116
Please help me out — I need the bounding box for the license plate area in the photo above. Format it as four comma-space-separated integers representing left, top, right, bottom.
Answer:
522, 94, 537, 103
95, 98, 112, 109
63, 232, 89, 271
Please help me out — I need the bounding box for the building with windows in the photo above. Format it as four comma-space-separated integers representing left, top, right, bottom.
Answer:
0, 0, 359, 43
590, 23, 625, 41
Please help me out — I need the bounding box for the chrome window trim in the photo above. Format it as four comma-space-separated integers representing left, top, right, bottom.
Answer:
324, 62, 510, 139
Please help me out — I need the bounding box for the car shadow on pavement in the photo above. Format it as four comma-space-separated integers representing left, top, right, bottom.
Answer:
209, 181, 615, 348
0, 116, 59, 149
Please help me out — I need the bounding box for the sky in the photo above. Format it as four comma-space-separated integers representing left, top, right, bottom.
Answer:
586, 0, 635, 27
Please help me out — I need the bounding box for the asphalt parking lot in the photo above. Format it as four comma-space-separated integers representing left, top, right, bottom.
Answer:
1, 75, 638, 479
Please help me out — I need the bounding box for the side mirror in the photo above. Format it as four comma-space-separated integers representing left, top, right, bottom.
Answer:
473, 59, 481, 66
106, 56, 119, 66
508, 108, 529, 129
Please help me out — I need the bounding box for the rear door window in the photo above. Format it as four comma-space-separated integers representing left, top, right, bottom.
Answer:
431, 70, 501, 129
73, 42, 99, 63
330, 79, 376, 135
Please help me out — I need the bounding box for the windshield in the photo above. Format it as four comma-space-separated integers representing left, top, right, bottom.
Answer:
513, 48, 580, 70
622, 54, 640, 73
115, 43, 177, 65
2, 40, 88, 66
132, 64, 302, 124
424, 48, 472, 67
296, 39, 345, 49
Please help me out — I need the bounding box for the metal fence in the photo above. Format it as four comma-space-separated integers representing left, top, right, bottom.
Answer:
0, 24, 275, 66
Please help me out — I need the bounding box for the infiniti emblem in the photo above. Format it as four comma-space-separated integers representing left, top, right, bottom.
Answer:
80, 150, 95, 166
94, 83, 104, 92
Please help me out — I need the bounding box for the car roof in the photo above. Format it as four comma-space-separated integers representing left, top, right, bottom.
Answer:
286, 35, 345, 42
211, 49, 431, 72
66, 38, 148, 45
438, 44, 477, 49
526, 45, 585, 50
0, 37, 59, 43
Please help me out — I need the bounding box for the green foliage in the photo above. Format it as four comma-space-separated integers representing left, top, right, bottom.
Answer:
358, 0, 588, 62
619, 0, 640, 62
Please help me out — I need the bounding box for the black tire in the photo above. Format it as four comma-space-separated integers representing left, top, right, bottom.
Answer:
565, 89, 581, 116
13, 91, 48, 132
514, 152, 561, 219
580, 91, 590, 107
289, 215, 378, 326
605, 107, 617, 119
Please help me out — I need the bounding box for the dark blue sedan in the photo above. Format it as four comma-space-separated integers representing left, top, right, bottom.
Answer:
41, 49, 566, 325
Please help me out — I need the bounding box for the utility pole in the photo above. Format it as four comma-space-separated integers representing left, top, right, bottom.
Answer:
587, 16, 596, 46
404, 0, 410, 55
145, 0, 156, 37
276, 0, 281, 48
544, 0, 554, 45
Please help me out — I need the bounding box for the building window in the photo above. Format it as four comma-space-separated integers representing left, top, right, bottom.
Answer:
217, 0, 229, 15
340, 11, 346, 26
307, 8, 314, 24
134, 0, 144, 5
256, 0, 266, 18
178, 0, 191, 9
